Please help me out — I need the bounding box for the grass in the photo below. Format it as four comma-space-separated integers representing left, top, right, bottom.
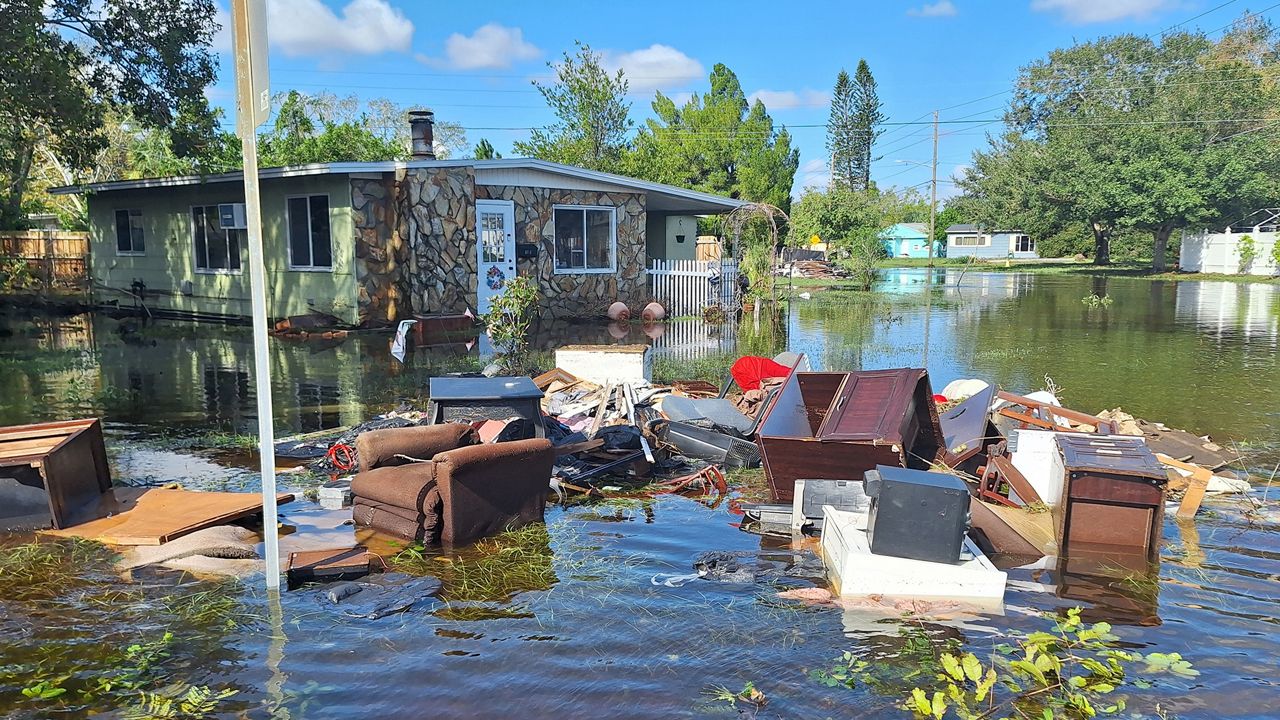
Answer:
652, 351, 735, 385
799, 258, 1280, 287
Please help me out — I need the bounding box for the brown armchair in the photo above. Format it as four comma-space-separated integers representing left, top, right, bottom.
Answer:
350, 423, 555, 545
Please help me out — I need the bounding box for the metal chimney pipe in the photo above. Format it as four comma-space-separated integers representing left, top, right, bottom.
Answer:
408, 110, 435, 160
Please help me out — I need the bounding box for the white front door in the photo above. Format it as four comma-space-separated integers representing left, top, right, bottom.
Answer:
476, 199, 516, 314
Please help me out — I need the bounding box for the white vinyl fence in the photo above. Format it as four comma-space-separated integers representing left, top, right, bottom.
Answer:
648, 258, 740, 317
1180, 216, 1279, 276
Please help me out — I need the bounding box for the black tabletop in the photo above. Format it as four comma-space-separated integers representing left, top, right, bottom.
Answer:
428, 376, 544, 401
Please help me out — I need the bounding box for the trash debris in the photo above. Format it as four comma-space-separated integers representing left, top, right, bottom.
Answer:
1, 418, 112, 530
390, 318, 418, 363
426, 376, 546, 438
41, 487, 294, 546
865, 466, 971, 564
116, 525, 260, 572
554, 344, 652, 385
286, 547, 374, 589
1054, 434, 1167, 561
312, 572, 442, 619
318, 479, 353, 510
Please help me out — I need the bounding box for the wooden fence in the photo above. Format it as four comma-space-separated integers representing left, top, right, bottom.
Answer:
648, 258, 740, 317
0, 230, 90, 291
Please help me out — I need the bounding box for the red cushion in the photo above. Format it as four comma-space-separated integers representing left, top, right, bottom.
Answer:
730, 356, 793, 392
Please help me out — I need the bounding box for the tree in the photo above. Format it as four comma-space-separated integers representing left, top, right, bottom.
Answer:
963, 20, 1280, 267
849, 60, 886, 191
474, 139, 501, 159
1, 0, 219, 227
628, 63, 800, 211
515, 42, 632, 172
826, 70, 858, 189
787, 184, 925, 288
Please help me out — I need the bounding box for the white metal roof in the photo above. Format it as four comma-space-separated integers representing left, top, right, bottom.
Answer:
49, 157, 744, 214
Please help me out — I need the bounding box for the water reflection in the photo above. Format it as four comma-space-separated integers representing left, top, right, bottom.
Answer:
1175, 281, 1278, 343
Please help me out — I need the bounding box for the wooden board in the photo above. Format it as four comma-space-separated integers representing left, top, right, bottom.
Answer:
41, 487, 294, 546
970, 498, 1057, 557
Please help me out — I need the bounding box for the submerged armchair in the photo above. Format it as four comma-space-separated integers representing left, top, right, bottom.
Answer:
350, 423, 555, 545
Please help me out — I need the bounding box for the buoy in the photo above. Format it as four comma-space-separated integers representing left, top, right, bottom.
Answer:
607, 301, 631, 322
641, 301, 666, 322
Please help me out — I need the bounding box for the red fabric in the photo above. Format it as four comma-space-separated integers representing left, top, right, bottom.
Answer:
730, 356, 793, 392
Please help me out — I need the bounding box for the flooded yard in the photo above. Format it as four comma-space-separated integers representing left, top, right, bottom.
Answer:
1, 269, 1278, 718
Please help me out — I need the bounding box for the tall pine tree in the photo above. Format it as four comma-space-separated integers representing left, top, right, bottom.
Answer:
849, 60, 886, 191
825, 70, 857, 189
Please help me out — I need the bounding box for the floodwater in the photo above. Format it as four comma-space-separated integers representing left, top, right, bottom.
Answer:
1, 269, 1278, 719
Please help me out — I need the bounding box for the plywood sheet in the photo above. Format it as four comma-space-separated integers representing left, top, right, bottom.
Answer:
41, 487, 293, 546
973, 500, 1058, 556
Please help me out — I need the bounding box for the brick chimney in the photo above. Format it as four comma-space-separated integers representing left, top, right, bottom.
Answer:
408, 110, 435, 160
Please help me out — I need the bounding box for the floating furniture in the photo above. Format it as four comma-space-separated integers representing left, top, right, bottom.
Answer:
659, 421, 761, 469
351, 423, 554, 545
822, 506, 1006, 602
286, 547, 374, 590
41, 487, 294, 545
412, 313, 475, 345
427, 376, 544, 439
554, 344, 651, 385
790, 478, 871, 532
866, 466, 970, 564
1052, 435, 1167, 560
938, 383, 999, 473
754, 368, 944, 502
1, 418, 112, 530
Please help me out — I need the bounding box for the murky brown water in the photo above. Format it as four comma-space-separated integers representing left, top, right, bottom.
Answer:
1, 269, 1277, 718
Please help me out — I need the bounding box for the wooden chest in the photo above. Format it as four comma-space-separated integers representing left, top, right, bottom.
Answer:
755, 369, 943, 502
1053, 435, 1167, 560
1, 418, 112, 530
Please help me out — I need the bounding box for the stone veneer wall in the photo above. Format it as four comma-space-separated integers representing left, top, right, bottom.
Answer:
475, 185, 647, 318
401, 167, 477, 316
351, 177, 409, 326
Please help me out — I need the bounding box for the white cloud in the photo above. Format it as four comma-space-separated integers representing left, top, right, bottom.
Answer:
211, 3, 232, 53
430, 23, 540, 70
600, 44, 704, 92
797, 157, 831, 194
908, 0, 958, 17
268, 0, 413, 58
747, 89, 829, 110
1030, 0, 1176, 23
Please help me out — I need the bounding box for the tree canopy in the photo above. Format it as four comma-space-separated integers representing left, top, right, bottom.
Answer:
514, 42, 632, 172
1, 0, 220, 226
627, 63, 800, 210
826, 70, 857, 189
849, 60, 886, 191
958, 17, 1280, 266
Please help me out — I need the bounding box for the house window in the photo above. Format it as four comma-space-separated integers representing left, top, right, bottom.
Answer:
192, 205, 242, 272
115, 209, 145, 254
952, 235, 989, 247
287, 195, 332, 269
1013, 234, 1035, 252
553, 205, 615, 273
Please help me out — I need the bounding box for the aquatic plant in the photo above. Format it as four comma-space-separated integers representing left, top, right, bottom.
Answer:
124, 685, 238, 720
1081, 293, 1114, 308
813, 608, 1197, 719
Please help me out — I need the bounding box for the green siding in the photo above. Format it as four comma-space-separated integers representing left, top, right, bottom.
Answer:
86, 173, 358, 324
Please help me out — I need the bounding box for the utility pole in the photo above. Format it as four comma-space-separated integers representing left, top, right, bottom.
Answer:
928, 110, 938, 269
231, 0, 280, 590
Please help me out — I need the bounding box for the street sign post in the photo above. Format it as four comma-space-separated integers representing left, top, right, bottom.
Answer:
230, 0, 281, 589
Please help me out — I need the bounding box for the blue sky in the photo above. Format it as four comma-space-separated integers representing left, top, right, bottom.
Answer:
207, 0, 1270, 199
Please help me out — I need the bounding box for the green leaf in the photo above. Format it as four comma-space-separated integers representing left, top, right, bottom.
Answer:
910, 687, 931, 715
931, 690, 947, 720
941, 653, 965, 682
1089, 683, 1115, 694
1011, 659, 1048, 687
961, 653, 983, 683
975, 668, 998, 702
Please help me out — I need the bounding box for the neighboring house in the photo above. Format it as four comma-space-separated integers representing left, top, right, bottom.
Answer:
945, 224, 1039, 260
1179, 209, 1280, 276
51, 115, 742, 326
879, 223, 935, 258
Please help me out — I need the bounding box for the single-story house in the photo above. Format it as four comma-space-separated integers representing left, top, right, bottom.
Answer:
944, 224, 1038, 260
879, 223, 937, 258
51, 114, 742, 326
1179, 209, 1279, 276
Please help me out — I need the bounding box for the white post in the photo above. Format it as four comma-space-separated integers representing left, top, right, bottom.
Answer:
231, 0, 280, 589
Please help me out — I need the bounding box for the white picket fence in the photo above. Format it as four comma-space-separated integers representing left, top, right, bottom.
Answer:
648, 258, 740, 317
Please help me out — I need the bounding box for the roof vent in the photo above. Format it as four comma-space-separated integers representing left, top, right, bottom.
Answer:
408, 110, 435, 160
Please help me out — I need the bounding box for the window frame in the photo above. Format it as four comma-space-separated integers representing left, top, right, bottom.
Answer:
551, 204, 617, 275
285, 193, 334, 272
190, 204, 244, 275
952, 235, 990, 248
114, 208, 146, 256
1013, 234, 1035, 253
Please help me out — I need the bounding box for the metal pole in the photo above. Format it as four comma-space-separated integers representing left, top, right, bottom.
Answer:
231, 0, 280, 589
929, 110, 938, 269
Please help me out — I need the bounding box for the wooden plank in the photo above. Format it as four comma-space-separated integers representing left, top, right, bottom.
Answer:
1156, 453, 1213, 519
41, 488, 294, 545
971, 499, 1058, 556
991, 455, 1042, 505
